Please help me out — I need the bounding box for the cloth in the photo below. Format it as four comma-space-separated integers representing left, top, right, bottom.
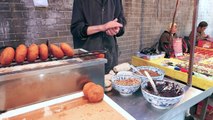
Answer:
158, 31, 178, 58
189, 29, 208, 45
71, 0, 126, 73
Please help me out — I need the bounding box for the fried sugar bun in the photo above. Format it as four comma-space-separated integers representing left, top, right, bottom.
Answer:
15, 44, 27, 64
60, 42, 74, 57
83, 82, 96, 98
50, 44, 64, 59
27, 44, 39, 62
39, 44, 48, 61
83, 82, 104, 103
87, 84, 104, 103
0, 47, 15, 66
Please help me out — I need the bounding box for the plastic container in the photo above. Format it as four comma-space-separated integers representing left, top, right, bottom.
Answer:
136, 52, 165, 60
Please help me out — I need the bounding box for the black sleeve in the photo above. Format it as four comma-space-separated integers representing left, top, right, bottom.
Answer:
116, 0, 126, 37
71, 0, 88, 40
159, 32, 173, 57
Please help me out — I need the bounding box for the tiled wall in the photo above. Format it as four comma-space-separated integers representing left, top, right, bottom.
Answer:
0, 0, 210, 63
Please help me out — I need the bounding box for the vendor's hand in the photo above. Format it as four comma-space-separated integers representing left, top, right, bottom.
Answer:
103, 18, 123, 31
106, 27, 120, 36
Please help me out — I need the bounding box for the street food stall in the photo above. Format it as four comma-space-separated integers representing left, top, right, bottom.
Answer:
1, 0, 213, 120
0, 48, 137, 119
0, 47, 213, 120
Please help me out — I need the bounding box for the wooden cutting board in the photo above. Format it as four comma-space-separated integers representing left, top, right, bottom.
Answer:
1, 93, 134, 120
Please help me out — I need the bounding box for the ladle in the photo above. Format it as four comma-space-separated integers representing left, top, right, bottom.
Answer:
144, 71, 159, 95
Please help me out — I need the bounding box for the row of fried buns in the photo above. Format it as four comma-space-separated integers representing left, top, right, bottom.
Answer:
0, 43, 74, 66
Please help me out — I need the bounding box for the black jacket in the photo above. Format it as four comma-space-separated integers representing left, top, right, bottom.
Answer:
158, 31, 177, 58
71, 0, 126, 73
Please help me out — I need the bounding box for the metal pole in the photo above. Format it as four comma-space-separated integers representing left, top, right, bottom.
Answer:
187, 0, 199, 86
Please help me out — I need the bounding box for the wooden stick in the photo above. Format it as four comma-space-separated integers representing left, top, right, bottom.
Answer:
187, 0, 199, 86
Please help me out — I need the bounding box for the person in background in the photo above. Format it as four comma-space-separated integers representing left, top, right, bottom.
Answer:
158, 23, 178, 58
189, 21, 210, 45
71, 0, 126, 73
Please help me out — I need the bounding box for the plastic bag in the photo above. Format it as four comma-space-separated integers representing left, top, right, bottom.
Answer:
33, 0, 48, 7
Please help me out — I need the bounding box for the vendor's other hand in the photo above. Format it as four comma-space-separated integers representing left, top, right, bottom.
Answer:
103, 18, 123, 31
106, 27, 120, 36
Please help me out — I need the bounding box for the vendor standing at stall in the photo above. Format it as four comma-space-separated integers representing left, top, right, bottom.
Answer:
71, 0, 126, 73
189, 21, 210, 45
158, 23, 178, 58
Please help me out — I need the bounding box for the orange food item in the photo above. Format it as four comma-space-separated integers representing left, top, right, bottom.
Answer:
114, 78, 140, 86
50, 44, 64, 59
60, 42, 74, 57
83, 82, 96, 98
15, 44, 27, 63
87, 84, 104, 103
0, 47, 15, 66
27, 44, 39, 62
97, 53, 105, 58
39, 44, 48, 61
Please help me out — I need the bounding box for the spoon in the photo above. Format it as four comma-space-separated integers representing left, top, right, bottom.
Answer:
144, 71, 159, 95
130, 65, 143, 75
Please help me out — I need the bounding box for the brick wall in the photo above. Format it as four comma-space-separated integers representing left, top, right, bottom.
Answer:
0, 0, 210, 63
0, 0, 73, 48
139, 0, 194, 50
118, 0, 142, 63
118, 0, 194, 62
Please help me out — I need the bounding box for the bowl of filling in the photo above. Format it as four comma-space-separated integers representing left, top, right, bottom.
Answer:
132, 66, 165, 81
141, 80, 184, 109
111, 75, 142, 96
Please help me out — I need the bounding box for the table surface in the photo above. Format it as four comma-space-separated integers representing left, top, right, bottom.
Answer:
107, 79, 213, 120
